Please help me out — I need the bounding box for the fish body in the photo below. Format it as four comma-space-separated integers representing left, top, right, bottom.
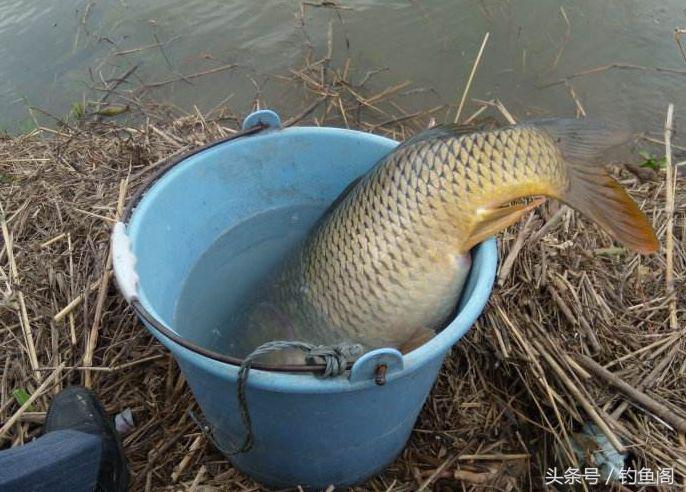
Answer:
238, 119, 658, 364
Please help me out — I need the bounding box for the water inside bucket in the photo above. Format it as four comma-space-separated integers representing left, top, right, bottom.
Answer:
173, 203, 326, 356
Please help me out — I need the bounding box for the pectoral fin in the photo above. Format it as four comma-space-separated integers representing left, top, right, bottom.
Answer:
461, 197, 547, 252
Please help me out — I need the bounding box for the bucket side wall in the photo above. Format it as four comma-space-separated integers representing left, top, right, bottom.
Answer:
172, 341, 447, 489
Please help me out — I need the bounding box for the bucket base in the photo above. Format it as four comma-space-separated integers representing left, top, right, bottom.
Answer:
228, 422, 413, 490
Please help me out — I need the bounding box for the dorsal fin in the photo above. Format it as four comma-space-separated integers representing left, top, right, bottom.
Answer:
526, 118, 629, 162
399, 123, 487, 149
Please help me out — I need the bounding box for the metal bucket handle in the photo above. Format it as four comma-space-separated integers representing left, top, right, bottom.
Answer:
112, 110, 397, 382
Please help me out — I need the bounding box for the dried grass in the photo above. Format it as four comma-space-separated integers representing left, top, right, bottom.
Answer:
1, 46, 685, 492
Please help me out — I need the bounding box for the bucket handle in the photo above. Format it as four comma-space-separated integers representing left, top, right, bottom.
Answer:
349, 348, 404, 384
241, 109, 281, 131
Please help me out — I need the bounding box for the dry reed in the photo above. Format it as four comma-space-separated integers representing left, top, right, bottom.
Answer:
1, 30, 685, 492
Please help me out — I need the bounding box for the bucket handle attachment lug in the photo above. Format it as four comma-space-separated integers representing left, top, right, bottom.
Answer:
112, 221, 139, 302
349, 348, 403, 384
242, 109, 281, 131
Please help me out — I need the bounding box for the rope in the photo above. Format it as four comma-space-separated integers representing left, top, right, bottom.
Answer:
210, 340, 363, 454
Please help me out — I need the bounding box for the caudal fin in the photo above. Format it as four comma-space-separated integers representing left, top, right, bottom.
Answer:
531, 118, 659, 254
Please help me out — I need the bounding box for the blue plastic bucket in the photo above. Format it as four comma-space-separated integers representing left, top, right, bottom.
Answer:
112, 110, 498, 489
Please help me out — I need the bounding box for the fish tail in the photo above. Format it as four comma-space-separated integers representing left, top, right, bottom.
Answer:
532, 118, 659, 254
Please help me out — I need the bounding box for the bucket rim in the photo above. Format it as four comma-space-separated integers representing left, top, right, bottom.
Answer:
117, 120, 498, 379
121, 122, 403, 375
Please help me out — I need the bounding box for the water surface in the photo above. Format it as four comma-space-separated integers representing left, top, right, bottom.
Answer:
174, 203, 325, 355
1, 0, 684, 138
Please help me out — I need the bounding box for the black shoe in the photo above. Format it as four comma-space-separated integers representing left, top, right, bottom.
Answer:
44, 386, 130, 492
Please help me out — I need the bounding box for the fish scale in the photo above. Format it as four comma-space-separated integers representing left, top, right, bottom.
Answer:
238, 121, 658, 364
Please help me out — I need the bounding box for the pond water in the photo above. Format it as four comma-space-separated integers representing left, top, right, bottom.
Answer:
1, 0, 684, 137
